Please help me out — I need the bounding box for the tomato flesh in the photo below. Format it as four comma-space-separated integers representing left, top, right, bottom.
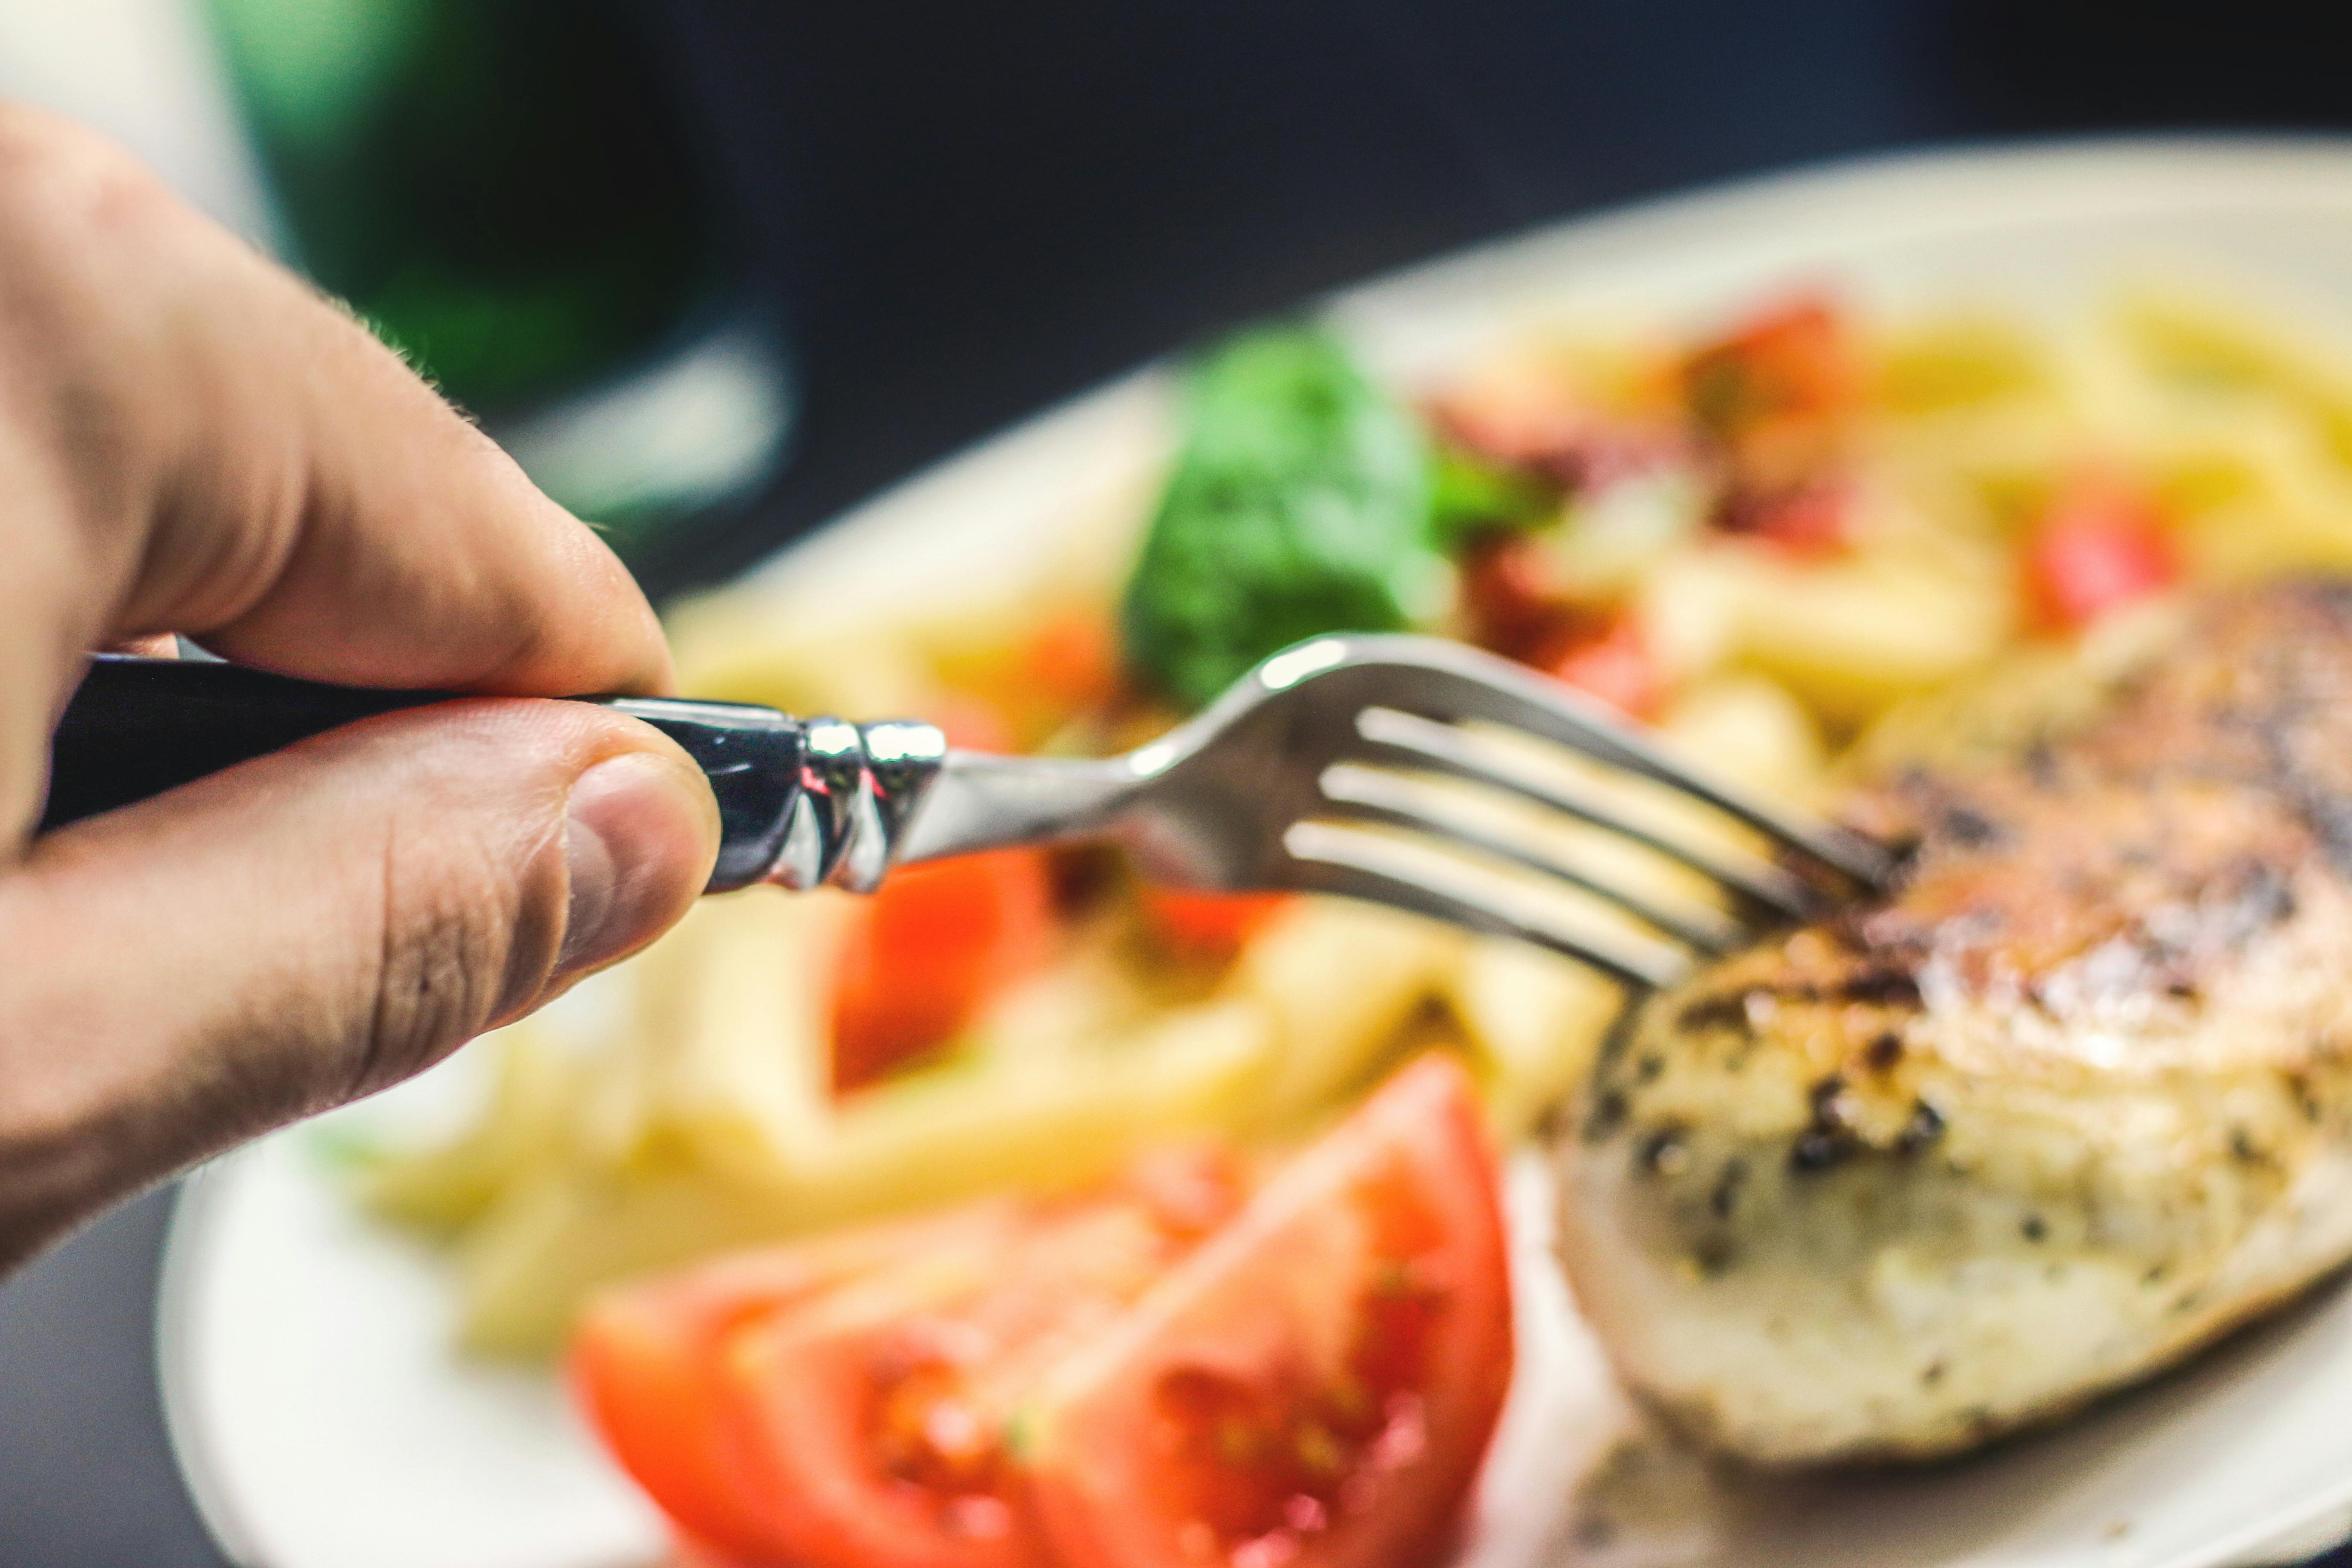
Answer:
2023, 479, 2180, 631
1458, 533, 1569, 665
571, 1208, 1023, 1568
1546, 609, 1664, 721
1683, 293, 1861, 438
1458, 535, 1663, 719
575, 1063, 1507, 1568
1684, 294, 1861, 527
1715, 478, 1851, 558
718, 1154, 1250, 1568
831, 847, 1058, 1091
1024, 1055, 1513, 1568
1140, 887, 1293, 959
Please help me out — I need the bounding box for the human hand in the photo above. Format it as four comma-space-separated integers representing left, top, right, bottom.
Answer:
0, 107, 720, 1269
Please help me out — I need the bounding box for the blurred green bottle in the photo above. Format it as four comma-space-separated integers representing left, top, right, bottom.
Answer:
205, 0, 790, 559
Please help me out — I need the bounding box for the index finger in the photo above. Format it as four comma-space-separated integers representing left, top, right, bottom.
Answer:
0, 107, 671, 831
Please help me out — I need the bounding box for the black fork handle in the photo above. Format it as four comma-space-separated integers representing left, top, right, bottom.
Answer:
38, 656, 807, 893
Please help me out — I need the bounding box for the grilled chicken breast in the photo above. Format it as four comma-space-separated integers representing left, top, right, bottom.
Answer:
1556, 579, 2352, 1464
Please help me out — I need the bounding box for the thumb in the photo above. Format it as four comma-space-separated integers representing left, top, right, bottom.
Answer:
0, 700, 718, 1266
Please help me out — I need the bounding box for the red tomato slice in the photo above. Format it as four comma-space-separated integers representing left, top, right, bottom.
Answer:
831, 847, 1058, 1091
2022, 478, 2181, 631
830, 696, 1057, 1092
1458, 536, 1664, 718
1021, 1055, 1513, 1568
1021, 613, 1124, 720
1140, 887, 1294, 959
1547, 610, 1664, 721
572, 1206, 1026, 1568
1458, 533, 1569, 664
1715, 480, 1851, 558
715, 1153, 1253, 1568
1683, 293, 1860, 435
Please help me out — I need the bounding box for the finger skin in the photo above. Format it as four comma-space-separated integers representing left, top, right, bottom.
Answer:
0, 701, 718, 1270
0, 102, 671, 843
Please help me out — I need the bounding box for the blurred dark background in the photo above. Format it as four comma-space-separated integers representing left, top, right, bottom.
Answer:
5, 0, 2352, 1561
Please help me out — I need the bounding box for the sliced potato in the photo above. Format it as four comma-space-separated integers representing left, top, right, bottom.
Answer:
1657, 674, 1826, 805
609, 891, 847, 1185
2111, 282, 2352, 473
452, 1163, 799, 1357
1446, 938, 1626, 1138
1227, 897, 1463, 1128
1646, 537, 2012, 725
809, 997, 1274, 1214
359, 1027, 577, 1235
448, 999, 1273, 1353
1875, 312, 2055, 415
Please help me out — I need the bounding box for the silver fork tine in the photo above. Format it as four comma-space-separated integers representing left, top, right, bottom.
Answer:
1281, 821, 1692, 989
1350, 706, 1821, 918
1342, 637, 1894, 887
1317, 763, 1746, 953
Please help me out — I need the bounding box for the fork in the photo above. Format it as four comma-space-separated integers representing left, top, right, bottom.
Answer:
44, 638, 1891, 989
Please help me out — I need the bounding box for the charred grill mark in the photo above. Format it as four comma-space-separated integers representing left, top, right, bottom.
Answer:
1675, 984, 1831, 1035
1896, 1100, 1946, 1156
2306, 578, 2352, 619
1675, 992, 1754, 1034
1709, 1158, 1748, 1219
1789, 1128, 1856, 1173
1939, 804, 2006, 848
2290, 1071, 2326, 1124
2226, 861, 2297, 935
1790, 1076, 1860, 1173
2293, 787, 2352, 877
1840, 969, 1924, 1008
1639, 1125, 1692, 1177
2025, 740, 2061, 790
1584, 1089, 1629, 1142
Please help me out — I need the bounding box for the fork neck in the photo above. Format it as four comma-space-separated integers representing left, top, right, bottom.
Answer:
891, 750, 1140, 864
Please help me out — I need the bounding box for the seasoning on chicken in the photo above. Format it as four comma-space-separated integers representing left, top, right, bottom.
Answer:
1557, 579, 2352, 1464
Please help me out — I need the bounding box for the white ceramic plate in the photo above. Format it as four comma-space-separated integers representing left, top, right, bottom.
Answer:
160, 138, 2352, 1568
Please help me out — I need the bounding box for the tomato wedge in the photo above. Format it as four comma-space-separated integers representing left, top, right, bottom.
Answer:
715, 1152, 1252, 1568
830, 847, 1058, 1091
1021, 1055, 1513, 1568
1715, 479, 1851, 558
1140, 887, 1293, 960
1019, 613, 1125, 733
1547, 609, 1664, 721
1683, 293, 1861, 437
2022, 477, 2181, 631
1456, 534, 1663, 718
571, 1206, 1026, 1568
576, 1065, 1507, 1568
1458, 532, 1568, 664
829, 694, 1059, 1091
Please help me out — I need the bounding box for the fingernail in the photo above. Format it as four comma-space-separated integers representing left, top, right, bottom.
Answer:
558, 751, 714, 978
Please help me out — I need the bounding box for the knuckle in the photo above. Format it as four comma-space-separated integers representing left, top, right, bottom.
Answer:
0, 106, 197, 551
0, 106, 182, 284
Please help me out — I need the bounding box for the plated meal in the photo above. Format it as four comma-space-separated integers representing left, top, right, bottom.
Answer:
159, 145, 2352, 1568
